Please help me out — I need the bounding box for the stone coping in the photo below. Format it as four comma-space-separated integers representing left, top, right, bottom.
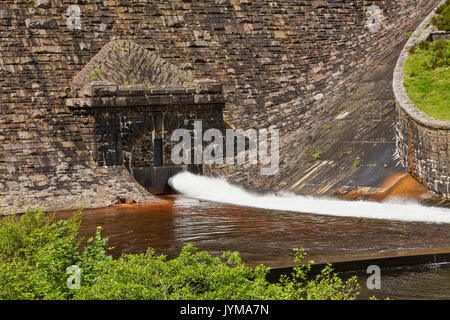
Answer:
393, 0, 450, 130
66, 94, 225, 108
67, 80, 224, 108
77, 80, 223, 98
430, 30, 450, 41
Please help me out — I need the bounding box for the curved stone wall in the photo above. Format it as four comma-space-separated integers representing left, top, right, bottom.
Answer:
393, 0, 449, 197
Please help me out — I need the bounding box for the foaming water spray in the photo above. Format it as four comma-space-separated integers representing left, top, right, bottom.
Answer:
168, 172, 450, 224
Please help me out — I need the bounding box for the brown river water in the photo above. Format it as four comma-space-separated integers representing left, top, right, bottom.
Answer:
54, 196, 450, 300
57, 197, 450, 268
50, 173, 450, 299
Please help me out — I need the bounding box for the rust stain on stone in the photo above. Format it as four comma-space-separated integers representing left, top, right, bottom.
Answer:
408, 120, 415, 177
371, 173, 434, 201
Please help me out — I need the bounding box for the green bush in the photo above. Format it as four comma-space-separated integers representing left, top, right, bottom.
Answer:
432, 0, 450, 31
423, 40, 450, 69
0, 208, 360, 300
409, 40, 449, 68
0, 208, 111, 299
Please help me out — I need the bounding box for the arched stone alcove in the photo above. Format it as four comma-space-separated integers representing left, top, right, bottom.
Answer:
67, 40, 225, 193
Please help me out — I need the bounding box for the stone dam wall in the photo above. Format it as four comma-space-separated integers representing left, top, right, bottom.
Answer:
393, 0, 449, 198
0, 0, 442, 213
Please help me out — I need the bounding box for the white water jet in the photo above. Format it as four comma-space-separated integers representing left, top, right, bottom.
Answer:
168, 172, 450, 224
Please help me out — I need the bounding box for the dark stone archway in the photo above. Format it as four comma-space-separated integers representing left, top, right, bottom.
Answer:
67, 40, 225, 193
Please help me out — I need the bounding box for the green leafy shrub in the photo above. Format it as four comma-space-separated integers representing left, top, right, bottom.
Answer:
0, 208, 111, 300
0, 208, 360, 300
420, 40, 450, 69
74, 246, 359, 300
432, 0, 450, 31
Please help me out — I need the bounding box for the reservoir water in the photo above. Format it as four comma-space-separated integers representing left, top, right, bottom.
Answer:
58, 197, 450, 267
56, 173, 450, 299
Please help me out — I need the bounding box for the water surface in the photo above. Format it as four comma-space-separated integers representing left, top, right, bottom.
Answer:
58, 197, 450, 268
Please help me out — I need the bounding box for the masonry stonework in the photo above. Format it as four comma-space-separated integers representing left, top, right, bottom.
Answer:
68, 40, 225, 172
0, 0, 442, 213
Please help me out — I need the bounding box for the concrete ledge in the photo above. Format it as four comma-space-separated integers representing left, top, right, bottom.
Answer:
268, 247, 450, 280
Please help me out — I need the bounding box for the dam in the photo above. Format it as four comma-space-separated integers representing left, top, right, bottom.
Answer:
0, 0, 449, 301
0, 0, 447, 213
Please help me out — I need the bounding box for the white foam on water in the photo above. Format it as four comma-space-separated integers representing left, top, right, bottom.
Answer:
168, 172, 450, 224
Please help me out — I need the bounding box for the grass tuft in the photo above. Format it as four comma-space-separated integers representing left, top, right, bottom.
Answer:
432, 0, 450, 31
404, 40, 450, 121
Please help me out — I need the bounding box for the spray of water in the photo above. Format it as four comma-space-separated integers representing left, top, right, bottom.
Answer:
168, 172, 450, 224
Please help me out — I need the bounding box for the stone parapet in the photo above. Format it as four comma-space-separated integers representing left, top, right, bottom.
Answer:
393, 0, 449, 197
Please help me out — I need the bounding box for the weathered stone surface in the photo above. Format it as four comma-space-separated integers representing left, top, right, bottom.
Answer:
0, 0, 444, 213
35, 0, 51, 9
66, 41, 225, 195
69, 43, 225, 171
430, 31, 450, 41
0, 167, 163, 215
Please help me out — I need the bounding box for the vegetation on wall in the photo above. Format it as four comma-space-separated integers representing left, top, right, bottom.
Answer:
0, 209, 360, 300
404, 40, 450, 121
432, 0, 450, 31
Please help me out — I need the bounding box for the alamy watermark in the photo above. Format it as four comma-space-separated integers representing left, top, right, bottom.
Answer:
366, 265, 381, 290
366, 5, 382, 30
66, 265, 81, 290
66, 5, 82, 30
171, 121, 279, 176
